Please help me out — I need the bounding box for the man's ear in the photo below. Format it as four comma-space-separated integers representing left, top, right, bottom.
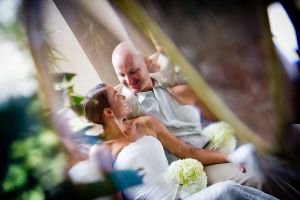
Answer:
103, 108, 113, 117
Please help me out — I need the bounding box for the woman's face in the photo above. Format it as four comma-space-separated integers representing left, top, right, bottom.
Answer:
106, 86, 131, 119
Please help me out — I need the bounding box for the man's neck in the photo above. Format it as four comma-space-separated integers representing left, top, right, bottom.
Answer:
141, 78, 156, 92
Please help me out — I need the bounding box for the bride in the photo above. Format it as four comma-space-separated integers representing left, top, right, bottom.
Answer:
83, 83, 277, 200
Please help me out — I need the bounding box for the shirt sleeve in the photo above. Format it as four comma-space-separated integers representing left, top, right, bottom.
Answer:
150, 53, 186, 87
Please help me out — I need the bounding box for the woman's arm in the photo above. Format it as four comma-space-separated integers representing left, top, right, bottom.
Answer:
141, 116, 227, 165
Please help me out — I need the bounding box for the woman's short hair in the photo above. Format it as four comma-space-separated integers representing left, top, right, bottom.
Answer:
83, 83, 110, 125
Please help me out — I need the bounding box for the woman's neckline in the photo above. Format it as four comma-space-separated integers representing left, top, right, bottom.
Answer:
113, 135, 155, 159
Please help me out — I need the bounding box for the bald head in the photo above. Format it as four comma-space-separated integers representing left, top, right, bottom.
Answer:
112, 41, 153, 93
112, 41, 139, 70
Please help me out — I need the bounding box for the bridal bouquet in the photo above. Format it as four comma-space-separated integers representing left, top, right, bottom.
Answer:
202, 121, 237, 155
165, 158, 207, 197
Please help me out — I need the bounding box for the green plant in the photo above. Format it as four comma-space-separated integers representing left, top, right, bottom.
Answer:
53, 72, 85, 115
0, 95, 66, 200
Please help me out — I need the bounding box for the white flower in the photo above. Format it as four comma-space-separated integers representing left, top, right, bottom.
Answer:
202, 121, 237, 155
165, 158, 207, 195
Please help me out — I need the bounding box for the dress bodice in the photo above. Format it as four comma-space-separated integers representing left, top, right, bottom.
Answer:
113, 135, 176, 200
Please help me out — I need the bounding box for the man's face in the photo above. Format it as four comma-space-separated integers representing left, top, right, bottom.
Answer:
106, 86, 131, 118
114, 53, 151, 93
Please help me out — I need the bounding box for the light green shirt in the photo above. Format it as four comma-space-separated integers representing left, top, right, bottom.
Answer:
123, 82, 209, 148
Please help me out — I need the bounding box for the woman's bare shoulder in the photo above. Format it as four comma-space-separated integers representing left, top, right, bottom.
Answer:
125, 116, 157, 137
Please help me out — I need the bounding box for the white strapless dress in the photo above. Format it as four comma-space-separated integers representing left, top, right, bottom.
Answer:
113, 136, 277, 200
113, 135, 177, 200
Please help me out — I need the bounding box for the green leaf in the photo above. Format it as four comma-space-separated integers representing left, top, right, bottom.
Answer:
70, 95, 84, 106
66, 86, 74, 95
2, 165, 27, 192
65, 73, 76, 82
52, 72, 76, 83
70, 94, 84, 115
20, 186, 44, 200
70, 104, 84, 116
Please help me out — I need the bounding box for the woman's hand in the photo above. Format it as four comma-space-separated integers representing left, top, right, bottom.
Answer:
226, 144, 257, 173
144, 57, 160, 73
229, 162, 246, 173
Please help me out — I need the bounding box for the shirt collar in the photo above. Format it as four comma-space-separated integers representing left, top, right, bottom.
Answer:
137, 92, 147, 103
123, 77, 163, 104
